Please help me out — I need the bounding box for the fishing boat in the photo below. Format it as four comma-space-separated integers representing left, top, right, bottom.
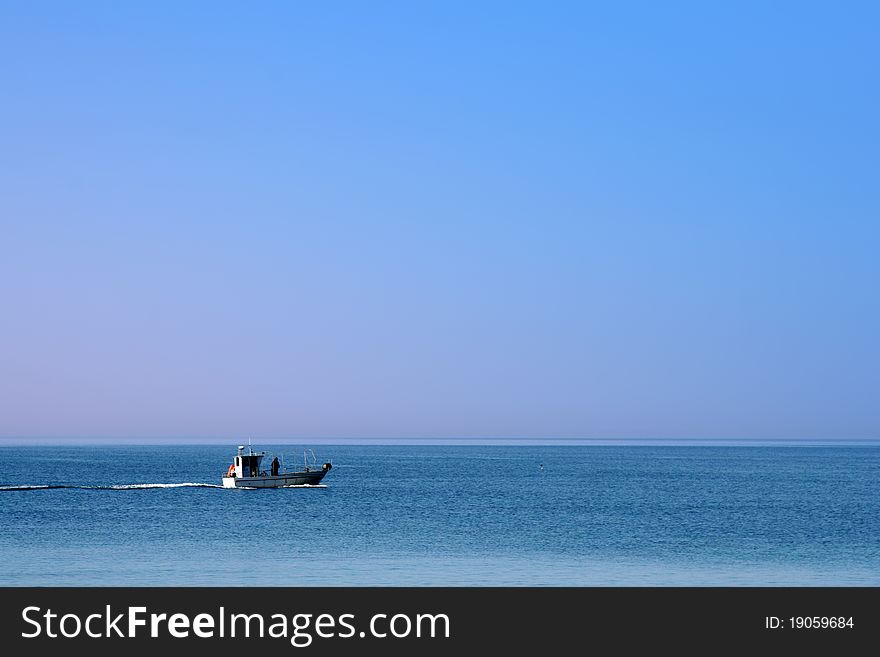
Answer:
222, 445, 332, 488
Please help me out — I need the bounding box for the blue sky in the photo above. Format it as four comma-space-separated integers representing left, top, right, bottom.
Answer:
1, 1, 877, 440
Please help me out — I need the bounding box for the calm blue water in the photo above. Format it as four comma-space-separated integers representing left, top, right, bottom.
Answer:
0, 445, 878, 586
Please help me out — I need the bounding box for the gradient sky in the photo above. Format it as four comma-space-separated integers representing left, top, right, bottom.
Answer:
1, 1, 877, 440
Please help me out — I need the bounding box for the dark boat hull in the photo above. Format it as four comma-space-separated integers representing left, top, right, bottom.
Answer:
222, 469, 329, 488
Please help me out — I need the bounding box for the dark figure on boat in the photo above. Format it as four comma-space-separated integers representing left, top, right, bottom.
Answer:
271, 457, 280, 477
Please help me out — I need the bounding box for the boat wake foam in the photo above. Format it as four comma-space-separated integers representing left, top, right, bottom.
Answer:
0, 482, 223, 491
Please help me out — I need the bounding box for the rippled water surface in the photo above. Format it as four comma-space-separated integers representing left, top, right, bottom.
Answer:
1, 444, 878, 585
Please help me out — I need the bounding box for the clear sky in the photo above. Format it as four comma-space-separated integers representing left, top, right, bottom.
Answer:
1, 1, 877, 441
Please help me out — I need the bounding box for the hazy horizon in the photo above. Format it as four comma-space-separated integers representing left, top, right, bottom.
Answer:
2, 3, 878, 442
1, 437, 878, 448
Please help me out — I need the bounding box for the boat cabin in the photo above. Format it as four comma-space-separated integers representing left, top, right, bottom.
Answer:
230, 445, 265, 478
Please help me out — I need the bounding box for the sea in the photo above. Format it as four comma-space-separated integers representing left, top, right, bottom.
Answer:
1, 443, 878, 586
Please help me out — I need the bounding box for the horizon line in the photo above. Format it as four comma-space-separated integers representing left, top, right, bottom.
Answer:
1, 436, 878, 447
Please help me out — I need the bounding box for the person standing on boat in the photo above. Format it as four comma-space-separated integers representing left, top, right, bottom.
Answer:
271, 456, 280, 477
